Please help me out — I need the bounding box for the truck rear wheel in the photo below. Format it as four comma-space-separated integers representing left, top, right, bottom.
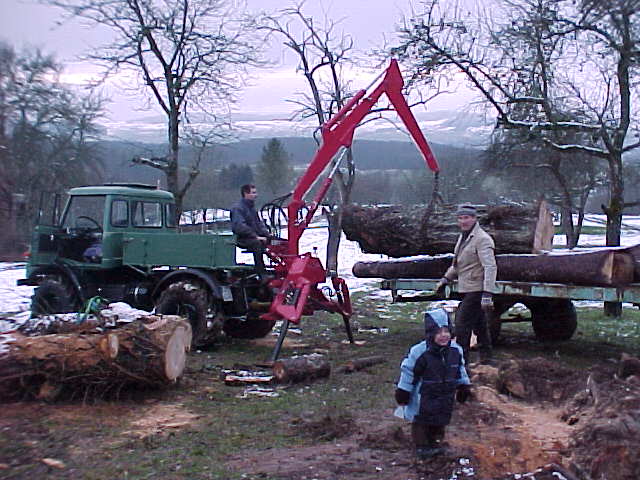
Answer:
31, 279, 79, 317
155, 282, 211, 348
223, 312, 276, 339
525, 298, 577, 341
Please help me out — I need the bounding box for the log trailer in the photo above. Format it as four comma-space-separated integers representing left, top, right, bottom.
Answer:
378, 277, 640, 342
17, 59, 440, 360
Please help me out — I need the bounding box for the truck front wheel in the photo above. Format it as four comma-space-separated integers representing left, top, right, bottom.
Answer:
31, 279, 79, 317
525, 298, 577, 341
155, 282, 211, 348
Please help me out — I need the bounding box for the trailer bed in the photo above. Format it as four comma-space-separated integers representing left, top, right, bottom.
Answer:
381, 278, 640, 304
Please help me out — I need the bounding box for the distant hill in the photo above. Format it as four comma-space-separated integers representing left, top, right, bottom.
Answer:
96, 137, 483, 184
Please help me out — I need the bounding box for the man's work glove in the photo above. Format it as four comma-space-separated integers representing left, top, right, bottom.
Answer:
481, 292, 494, 312
435, 277, 449, 294
395, 388, 411, 405
456, 384, 472, 403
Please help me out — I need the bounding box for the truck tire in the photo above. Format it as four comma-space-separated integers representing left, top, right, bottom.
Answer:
155, 281, 211, 348
223, 312, 276, 339
525, 298, 577, 341
31, 279, 79, 317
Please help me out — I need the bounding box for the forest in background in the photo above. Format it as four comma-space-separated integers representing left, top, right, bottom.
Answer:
94, 136, 640, 215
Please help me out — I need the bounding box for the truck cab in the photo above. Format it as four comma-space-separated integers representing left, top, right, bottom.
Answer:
26, 184, 236, 274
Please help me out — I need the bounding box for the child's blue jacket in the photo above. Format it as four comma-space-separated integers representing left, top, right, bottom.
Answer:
396, 309, 471, 422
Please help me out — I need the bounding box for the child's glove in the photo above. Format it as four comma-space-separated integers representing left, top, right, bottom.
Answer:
395, 388, 411, 405
456, 384, 472, 403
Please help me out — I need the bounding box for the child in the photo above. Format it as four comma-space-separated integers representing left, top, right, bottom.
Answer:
395, 308, 471, 459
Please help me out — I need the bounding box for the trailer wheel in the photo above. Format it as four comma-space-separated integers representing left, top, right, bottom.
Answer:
525, 298, 577, 341
486, 298, 515, 344
156, 281, 211, 347
223, 312, 276, 339
31, 279, 79, 317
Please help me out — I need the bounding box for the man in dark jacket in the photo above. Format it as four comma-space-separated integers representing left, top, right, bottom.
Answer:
231, 184, 271, 275
395, 308, 471, 460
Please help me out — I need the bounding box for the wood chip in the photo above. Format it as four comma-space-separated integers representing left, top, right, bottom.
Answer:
41, 458, 66, 469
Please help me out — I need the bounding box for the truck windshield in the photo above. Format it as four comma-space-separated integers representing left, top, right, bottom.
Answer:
61, 195, 105, 230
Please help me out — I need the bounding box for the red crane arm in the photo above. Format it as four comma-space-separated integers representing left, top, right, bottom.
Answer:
262, 59, 439, 355
285, 59, 439, 255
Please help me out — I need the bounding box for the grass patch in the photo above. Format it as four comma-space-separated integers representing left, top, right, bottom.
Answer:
499, 305, 640, 368
553, 225, 607, 235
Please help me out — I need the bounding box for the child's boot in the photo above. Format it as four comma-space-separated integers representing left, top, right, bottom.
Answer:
412, 423, 431, 460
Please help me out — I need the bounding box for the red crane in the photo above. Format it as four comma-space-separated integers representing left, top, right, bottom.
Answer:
263, 59, 440, 361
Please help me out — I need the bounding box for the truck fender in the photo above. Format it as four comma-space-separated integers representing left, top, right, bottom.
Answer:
153, 269, 223, 301
28, 263, 86, 304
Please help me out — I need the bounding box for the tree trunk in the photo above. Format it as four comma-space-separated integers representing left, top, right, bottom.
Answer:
604, 154, 625, 316
353, 246, 638, 287
342, 201, 554, 257
0, 315, 191, 401
325, 206, 342, 277
272, 354, 330, 383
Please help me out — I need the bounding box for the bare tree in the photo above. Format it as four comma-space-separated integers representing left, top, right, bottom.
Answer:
259, 2, 358, 276
0, 42, 104, 253
393, 0, 640, 314
484, 127, 604, 248
49, 0, 264, 214
393, 0, 640, 245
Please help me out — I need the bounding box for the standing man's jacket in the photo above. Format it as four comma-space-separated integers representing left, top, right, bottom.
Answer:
231, 198, 270, 240
443, 222, 497, 293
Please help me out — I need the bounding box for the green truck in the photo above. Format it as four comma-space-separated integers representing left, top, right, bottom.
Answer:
18, 183, 274, 346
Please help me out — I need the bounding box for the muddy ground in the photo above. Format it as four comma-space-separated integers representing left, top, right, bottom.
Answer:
1, 297, 639, 480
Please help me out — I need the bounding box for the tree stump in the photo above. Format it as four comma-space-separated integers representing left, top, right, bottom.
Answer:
272, 354, 330, 384
342, 201, 554, 256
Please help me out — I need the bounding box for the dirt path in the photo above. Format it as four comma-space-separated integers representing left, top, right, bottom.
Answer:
227, 381, 576, 480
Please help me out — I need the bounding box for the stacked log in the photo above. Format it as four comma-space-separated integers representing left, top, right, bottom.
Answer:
353, 246, 640, 287
342, 201, 554, 257
0, 315, 191, 401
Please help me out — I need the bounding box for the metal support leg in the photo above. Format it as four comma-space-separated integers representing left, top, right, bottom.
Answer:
269, 319, 290, 363
342, 315, 354, 344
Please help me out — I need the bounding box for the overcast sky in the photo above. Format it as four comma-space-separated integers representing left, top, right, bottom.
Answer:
0, 0, 477, 134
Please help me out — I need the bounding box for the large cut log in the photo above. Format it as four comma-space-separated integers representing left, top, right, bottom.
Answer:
353, 246, 638, 287
272, 354, 330, 384
342, 201, 554, 256
0, 315, 191, 401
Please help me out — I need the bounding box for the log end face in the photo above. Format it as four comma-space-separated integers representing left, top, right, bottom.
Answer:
164, 326, 188, 382
272, 361, 287, 383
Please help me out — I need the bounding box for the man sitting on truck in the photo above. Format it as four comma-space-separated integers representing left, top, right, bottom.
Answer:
231, 184, 271, 276
436, 204, 497, 365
